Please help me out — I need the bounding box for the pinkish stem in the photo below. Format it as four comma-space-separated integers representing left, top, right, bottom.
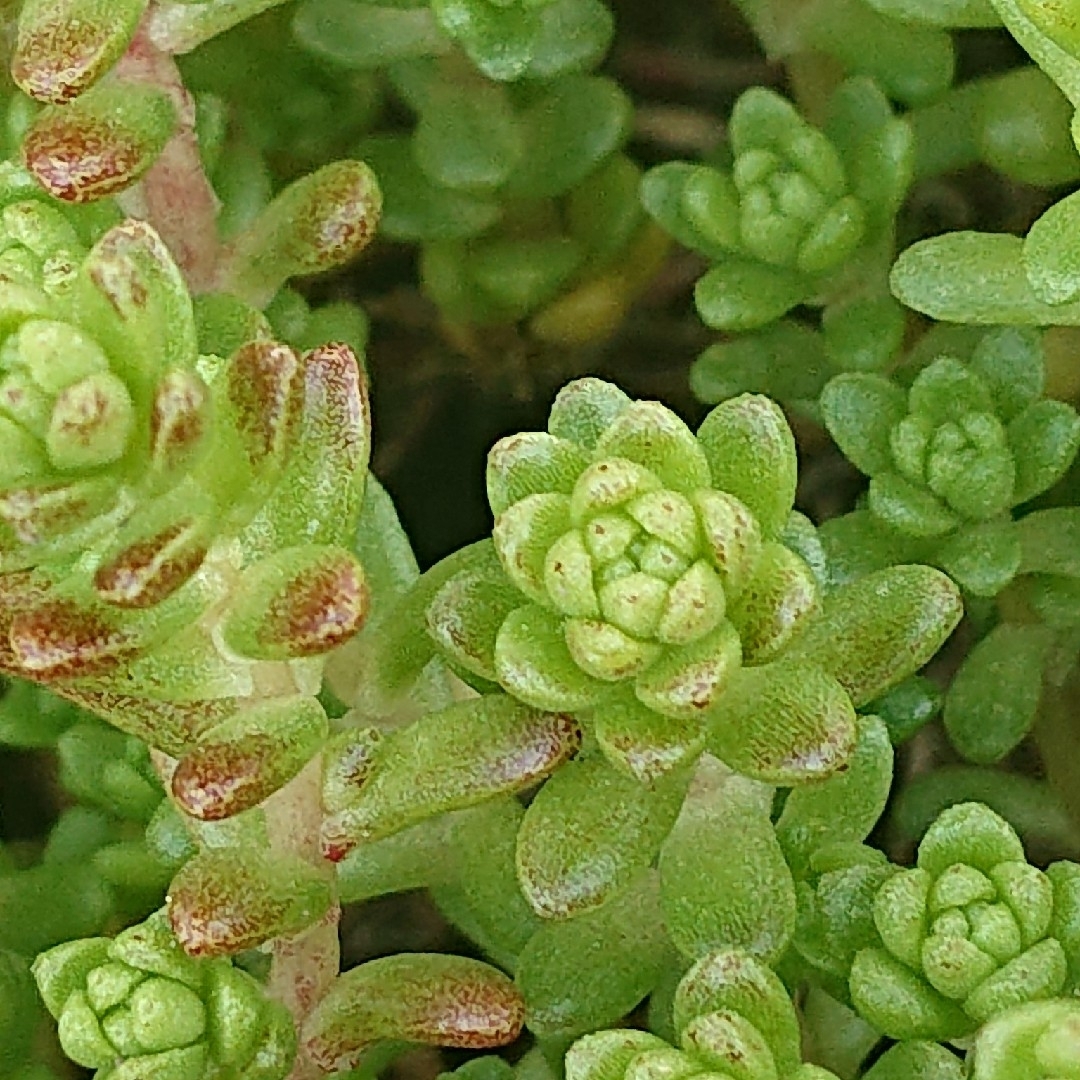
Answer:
263, 756, 342, 1080
113, 28, 221, 292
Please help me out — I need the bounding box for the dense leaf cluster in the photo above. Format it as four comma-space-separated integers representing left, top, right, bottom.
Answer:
2, 1, 1080, 1080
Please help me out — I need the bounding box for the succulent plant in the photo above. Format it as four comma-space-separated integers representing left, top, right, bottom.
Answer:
642, 79, 912, 334
32, 908, 297, 1080
820, 326, 1080, 596
565, 948, 841, 1080
849, 802, 1080, 1040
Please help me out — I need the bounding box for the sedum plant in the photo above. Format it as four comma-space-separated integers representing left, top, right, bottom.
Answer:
819, 325, 1080, 596
4, 1, 1080, 1080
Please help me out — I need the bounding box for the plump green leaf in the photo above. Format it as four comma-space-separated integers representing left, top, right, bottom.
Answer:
788, 565, 963, 707
359, 135, 501, 241
867, 473, 961, 539
516, 873, 668, 1036
891, 232, 1080, 325
861, 1041, 966, 1080
944, 624, 1053, 764
707, 660, 857, 786
293, 0, 450, 68
936, 521, 1021, 597
516, 756, 689, 919
659, 765, 796, 964
415, 85, 522, 191
694, 261, 806, 332
849, 948, 974, 1040
1008, 399, 1080, 502
1024, 189, 1080, 304
690, 321, 830, 406
696, 394, 797, 539
821, 374, 908, 476
776, 716, 893, 875
506, 76, 631, 200
302, 954, 524, 1073
862, 0, 999, 25
640, 163, 734, 261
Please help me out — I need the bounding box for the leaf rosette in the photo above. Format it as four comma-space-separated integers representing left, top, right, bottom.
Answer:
565, 948, 840, 1080
31, 908, 296, 1080
821, 327, 1080, 595
430, 378, 835, 784
330, 377, 962, 918
0, 166, 373, 824
849, 802, 1080, 1041
643, 79, 913, 333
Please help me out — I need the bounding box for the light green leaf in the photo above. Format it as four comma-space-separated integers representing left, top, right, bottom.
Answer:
660, 765, 796, 964
944, 624, 1053, 764
891, 232, 1080, 325
516, 756, 689, 919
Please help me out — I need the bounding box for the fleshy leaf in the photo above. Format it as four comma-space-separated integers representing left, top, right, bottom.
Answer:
1008, 399, 1080, 503
660, 764, 796, 964
1023, 188, 1080, 305
696, 395, 797, 539
694, 261, 806, 332
936, 521, 1021, 597
788, 565, 963, 707
849, 947, 975, 1040
13, 0, 148, 103
547, 378, 633, 449
944, 625, 1053, 764
23, 83, 177, 203
168, 850, 333, 956
494, 603, 605, 711
171, 696, 329, 821
516, 872, 668, 1036
862, 1041, 966, 1080
302, 954, 524, 1074
593, 402, 711, 493
775, 715, 893, 876
222, 161, 382, 306
727, 543, 819, 665
516, 755, 689, 919
890, 232, 1080, 325
707, 660, 857, 785
220, 545, 369, 660
820, 374, 908, 477
321, 696, 580, 858
487, 432, 592, 516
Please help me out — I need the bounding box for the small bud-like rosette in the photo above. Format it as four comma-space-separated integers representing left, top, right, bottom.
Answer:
849, 802, 1080, 1041
821, 326, 1080, 596
642, 78, 913, 332
31, 908, 296, 1080
0, 175, 371, 810
425, 377, 851, 784
565, 949, 840, 1080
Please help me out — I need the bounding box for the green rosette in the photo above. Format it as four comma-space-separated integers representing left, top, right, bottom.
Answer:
564, 948, 839, 1080
821, 326, 1080, 596
32, 908, 296, 1079
643, 78, 913, 334
849, 802, 1080, 1040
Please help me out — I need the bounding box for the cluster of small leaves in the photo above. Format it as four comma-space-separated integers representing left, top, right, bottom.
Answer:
808, 803, 1080, 1042
9, 0, 1080, 1079
642, 79, 912, 340
819, 325, 1080, 595
290, 0, 667, 342
32, 909, 297, 1080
